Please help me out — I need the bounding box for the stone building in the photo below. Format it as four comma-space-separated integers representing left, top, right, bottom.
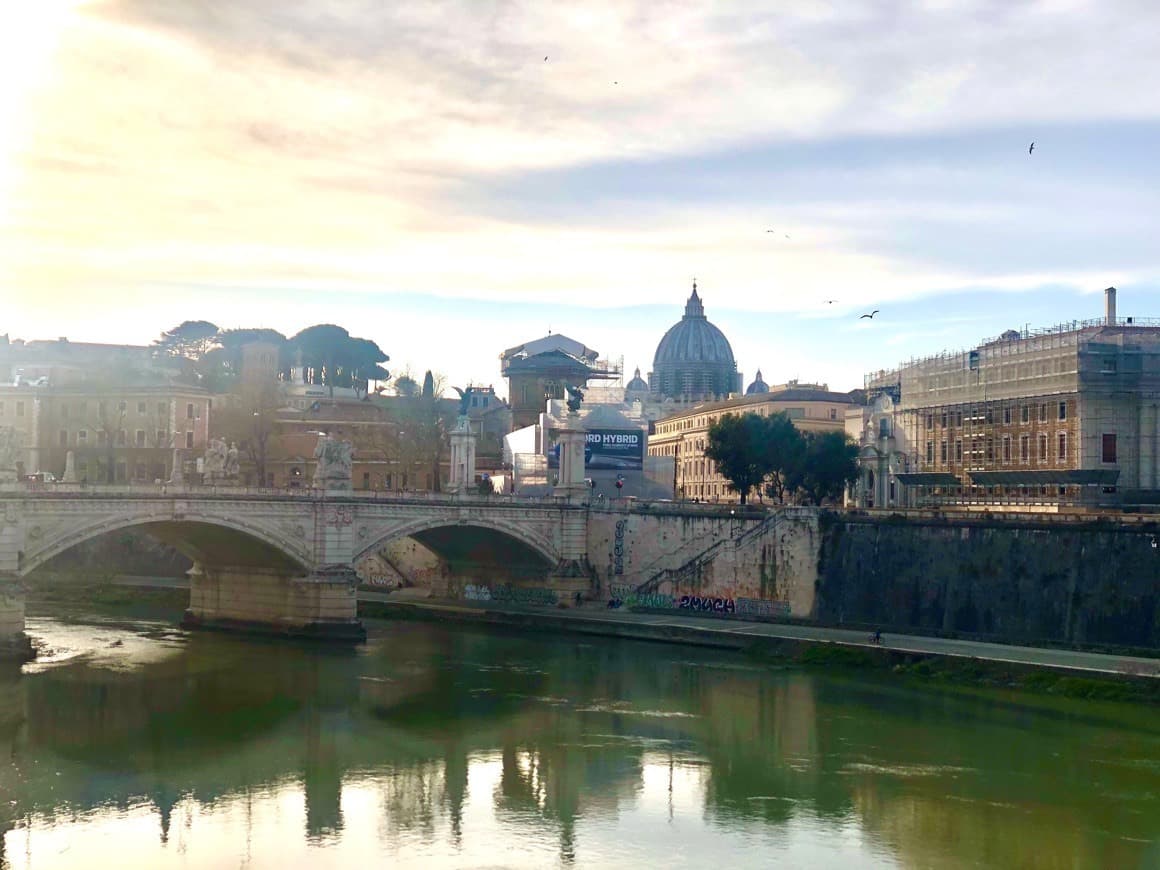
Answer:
865, 287, 1160, 508
500, 334, 620, 430
648, 385, 856, 502
34, 385, 212, 483
649, 283, 742, 404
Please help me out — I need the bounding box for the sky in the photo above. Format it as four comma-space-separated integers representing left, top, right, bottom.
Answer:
4, 0, 1160, 397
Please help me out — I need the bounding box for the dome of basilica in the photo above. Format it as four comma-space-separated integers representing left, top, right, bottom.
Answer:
648, 283, 740, 402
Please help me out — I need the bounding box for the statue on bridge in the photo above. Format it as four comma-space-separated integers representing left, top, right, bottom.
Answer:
565, 385, 584, 415
225, 442, 240, 478
202, 438, 228, 482
313, 434, 353, 491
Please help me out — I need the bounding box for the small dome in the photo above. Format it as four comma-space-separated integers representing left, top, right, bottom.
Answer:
745, 369, 769, 395
624, 366, 649, 400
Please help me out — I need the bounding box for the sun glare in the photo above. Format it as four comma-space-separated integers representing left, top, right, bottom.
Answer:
0, 1, 93, 226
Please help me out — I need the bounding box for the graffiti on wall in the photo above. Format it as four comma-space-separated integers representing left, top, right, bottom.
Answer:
613, 520, 627, 575
735, 597, 791, 619
462, 584, 558, 606
608, 585, 790, 620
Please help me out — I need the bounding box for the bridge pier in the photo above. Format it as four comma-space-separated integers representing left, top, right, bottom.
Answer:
183, 563, 366, 642
0, 578, 34, 662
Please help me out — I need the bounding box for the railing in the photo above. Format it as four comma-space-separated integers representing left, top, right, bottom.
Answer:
0, 481, 568, 506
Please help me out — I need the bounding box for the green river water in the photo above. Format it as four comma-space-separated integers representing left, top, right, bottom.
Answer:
1, 608, 1158, 869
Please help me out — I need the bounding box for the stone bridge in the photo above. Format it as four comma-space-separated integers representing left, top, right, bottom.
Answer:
0, 484, 591, 656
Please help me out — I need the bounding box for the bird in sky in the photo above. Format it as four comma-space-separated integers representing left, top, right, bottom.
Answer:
824, 299, 836, 305
544, 56, 548, 61
784, 234, 791, 239
766, 229, 774, 233
1029, 141, 1035, 155
860, 310, 879, 319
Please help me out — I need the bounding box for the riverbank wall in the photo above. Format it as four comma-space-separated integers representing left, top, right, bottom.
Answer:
816, 512, 1160, 651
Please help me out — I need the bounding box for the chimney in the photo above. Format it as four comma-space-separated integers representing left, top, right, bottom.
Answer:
1105, 287, 1117, 324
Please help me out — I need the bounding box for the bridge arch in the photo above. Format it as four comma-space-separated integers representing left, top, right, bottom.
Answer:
353, 515, 558, 569
20, 511, 313, 578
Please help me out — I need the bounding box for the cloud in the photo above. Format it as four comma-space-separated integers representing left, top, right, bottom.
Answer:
6, 0, 1160, 394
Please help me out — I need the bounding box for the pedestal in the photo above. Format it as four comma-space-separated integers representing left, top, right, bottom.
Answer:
553, 425, 587, 500
448, 422, 477, 495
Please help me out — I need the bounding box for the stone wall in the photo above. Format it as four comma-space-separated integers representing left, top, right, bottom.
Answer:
587, 507, 820, 617
817, 513, 1160, 649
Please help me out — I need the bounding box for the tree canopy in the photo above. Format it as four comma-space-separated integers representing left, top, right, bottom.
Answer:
289, 324, 389, 396
705, 411, 858, 506
153, 320, 220, 361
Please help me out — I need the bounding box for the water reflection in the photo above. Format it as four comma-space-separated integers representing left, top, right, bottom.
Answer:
1, 615, 1158, 868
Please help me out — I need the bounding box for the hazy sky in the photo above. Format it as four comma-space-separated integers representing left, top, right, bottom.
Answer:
4, 0, 1160, 396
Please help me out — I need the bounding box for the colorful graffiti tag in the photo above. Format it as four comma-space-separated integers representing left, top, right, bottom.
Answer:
607, 585, 790, 621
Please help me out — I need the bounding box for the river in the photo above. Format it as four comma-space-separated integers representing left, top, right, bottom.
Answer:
1, 607, 1158, 869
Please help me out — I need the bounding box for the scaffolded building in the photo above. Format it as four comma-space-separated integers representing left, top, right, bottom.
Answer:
864, 288, 1160, 509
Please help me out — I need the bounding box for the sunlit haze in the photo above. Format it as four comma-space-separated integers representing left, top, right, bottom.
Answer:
5, 0, 1160, 394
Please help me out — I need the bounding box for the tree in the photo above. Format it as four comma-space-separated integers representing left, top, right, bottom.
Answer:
153, 321, 220, 362
393, 374, 419, 398
759, 412, 806, 504
793, 431, 859, 505
289, 324, 389, 398
213, 381, 282, 486
704, 413, 779, 505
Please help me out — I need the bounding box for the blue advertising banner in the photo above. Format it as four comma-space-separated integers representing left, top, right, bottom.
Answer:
549, 428, 644, 470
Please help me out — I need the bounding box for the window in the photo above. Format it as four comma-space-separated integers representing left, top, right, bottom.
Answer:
940, 410, 948, 428
1021, 405, 1030, 424
1102, 433, 1117, 463
97, 430, 108, 447
940, 440, 948, 464
986, 437, 994, 462
186, 403, 195, 419
135, 429, 146, 447
926, 441, 934, 464
77, 429, 88, 445
1039, 404, 1047, 422
1003, 436, 1012, 462
955, 439, 963, 464
1020, 435, 1030, 462
926, 413, 934, 430
185, 431, 194, 449
137, 401, 146, 414
117, 429, 127, 446
1058, 401, 1067, 421
58, 429, 68, 447
1038, 434, 1048, 462
16, 401, 24, 417
1003, 407, 1012, 425
829, 408, 837, 420
118, 400, 127, 412
1101, 356, 1117, 374
157, 429, 167, 445
158, 402, 167, 417
1058, 432, 1067, 462
955, 411, 963, 427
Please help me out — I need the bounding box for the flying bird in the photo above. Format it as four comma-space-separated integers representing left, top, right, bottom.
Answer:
544, 56, 548, 61
824, 299, 836, 305
766, 229, 774, 233
860, 310, 879, 319
1029, 141, 1035, 155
